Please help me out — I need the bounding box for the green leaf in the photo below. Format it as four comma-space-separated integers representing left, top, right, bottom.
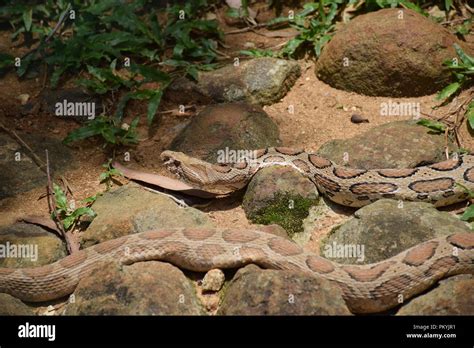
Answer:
62, 216, 75, 230
461, 205, 474, 221
444, 0, 453, 11
53, 184, 68, 211
132, 64, 170, 83
225, 7, 240, 18
99, 172, 108, 182
454, 43, 474, 66
467, 101, 474, 131
23, 7, 33, 32
186, 66, 199, 80
147, 90, 163, 125
416, 118, 446, 133
436, 82, 461, 101
82, 195, 98, 204
71, 207, 96, 219
282, 38, 305, 57
63, 121, 103, 144
101, 127, 117, 144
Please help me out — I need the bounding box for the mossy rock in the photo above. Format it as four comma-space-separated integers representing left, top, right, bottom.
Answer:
243, 166, 319, 237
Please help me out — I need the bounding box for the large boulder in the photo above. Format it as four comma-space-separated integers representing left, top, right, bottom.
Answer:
0, 132, 74, 199
320, 199, 471, 264
166, 58, 301, 105
397, 275, 474, 315
316, 8, 472, 97
81, 184, 213, 247
317, 120, 453, 169
218, 265, 351, 315
66, 261, 204, 315
0, 294, 35, 315
0, 222, 67, 268
169, 102, 281, 163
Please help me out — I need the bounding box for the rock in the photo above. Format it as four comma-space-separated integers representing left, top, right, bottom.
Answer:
0, 222, 67, 268
0, 132, 74, 199
0, 294, 35, 315
315, 8, 472, 97
218, 265, 351, 315
243, 166, 319, 237
317, 120, 453, 169
320, 199, 471, 264
397, 275, 474, 315
201, 269, 225, 292
169, 102, 281, 163
66, 261, 204, 315
166, 58, 301, 105
81, 184, 213, 247
38, 88, 103, 121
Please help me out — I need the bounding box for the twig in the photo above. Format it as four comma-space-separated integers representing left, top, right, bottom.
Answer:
0, 121, 73, 193
0, 121, 46, 171
45, 150, 79, 254
224, 22, 271, 35
440, 17, 470, 25
142, 187, 189, 207
45, 3, 71, 43
158, 105, 196, 115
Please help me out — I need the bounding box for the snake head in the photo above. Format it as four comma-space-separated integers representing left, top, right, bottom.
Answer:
160, 150, 251, 193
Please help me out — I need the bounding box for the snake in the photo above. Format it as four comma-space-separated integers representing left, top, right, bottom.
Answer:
1, 148, 473, 314
160, 147, 474, 207
0, 228, 472, 313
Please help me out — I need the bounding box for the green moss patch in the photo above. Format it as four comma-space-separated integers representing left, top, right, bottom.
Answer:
247, 193, 318, 237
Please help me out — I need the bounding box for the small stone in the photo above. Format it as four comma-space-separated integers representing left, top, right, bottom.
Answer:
243, 41, 256, 49
350, 114, 369, 124
17, 94, 29, 105
202, 269, 225, 292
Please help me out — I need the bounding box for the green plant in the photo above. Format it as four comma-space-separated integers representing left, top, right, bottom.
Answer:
245, 0, 426, 59
239, 48, 276, 58
416, 118, 446, 134
364, 0, 426, 13
52, 184, 96, 230
99, 159, 123, 190
63, 116, 139, 146
225, 0, 250, 19
268, 1, 342, 58
1, 0, 222, 141
467, 101, 474, 131
456, 183, 474, 225
436, 44, 474, 102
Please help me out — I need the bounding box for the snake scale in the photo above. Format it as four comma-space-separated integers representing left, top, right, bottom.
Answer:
1, 148, 473, 313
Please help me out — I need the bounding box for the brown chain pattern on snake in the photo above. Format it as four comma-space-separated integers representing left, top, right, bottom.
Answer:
0, 228, 472, 313
161, 147, 474, 207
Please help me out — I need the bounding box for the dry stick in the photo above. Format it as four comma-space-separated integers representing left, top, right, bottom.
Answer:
45, 3, 71, 43
0, 122, 46, 170
224, 22, 271, 35
45, 150, 79, 254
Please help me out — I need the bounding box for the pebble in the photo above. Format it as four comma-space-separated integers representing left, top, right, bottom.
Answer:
202, 269, 225, 292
